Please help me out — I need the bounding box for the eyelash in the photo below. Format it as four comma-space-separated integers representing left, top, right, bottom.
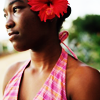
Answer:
13, 6, 23, 13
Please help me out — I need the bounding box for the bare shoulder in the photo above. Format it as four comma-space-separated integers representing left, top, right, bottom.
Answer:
2, 61, 26, 94
67, 55, 100, 100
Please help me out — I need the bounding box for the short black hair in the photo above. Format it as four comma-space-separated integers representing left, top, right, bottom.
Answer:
57, 6, 71, 33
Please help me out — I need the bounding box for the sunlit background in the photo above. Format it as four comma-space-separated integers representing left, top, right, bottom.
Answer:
0, 0, 100, 41
0, 0, 100, 99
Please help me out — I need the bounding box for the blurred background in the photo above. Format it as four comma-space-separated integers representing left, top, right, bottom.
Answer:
0, 0, 100, 99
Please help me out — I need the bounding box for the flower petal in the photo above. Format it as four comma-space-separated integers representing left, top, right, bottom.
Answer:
28, 0, 69, 22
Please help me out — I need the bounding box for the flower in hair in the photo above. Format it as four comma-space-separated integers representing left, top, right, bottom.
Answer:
28, 0, 69, 22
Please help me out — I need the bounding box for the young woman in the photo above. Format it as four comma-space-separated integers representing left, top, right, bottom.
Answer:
2, 0, 100, 100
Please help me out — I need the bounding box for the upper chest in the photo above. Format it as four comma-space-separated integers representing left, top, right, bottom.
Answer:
18, 68, 51, 100
17, 53, 69, 100
18, 65, 69, 100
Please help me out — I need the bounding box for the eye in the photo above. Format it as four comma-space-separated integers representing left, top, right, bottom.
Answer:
13, 7, 19, 13
4, 13, 7, 18
13, 6, 23, 13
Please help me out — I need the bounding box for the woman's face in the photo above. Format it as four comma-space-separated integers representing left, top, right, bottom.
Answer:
3, 0, 50, 51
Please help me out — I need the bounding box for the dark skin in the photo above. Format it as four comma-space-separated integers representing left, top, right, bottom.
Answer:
3, 0, 100, 100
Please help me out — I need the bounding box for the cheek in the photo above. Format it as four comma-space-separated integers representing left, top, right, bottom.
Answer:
20, 14, 43, 40
18, 11, 39, 32
13, 10, 47, 49
10, 10, 42, 51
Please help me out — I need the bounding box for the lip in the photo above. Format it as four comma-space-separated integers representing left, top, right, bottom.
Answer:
8, 31, 19, 41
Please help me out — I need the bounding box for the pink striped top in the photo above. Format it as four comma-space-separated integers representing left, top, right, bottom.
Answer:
3, 31, 77, 100
3, 48, 68, 100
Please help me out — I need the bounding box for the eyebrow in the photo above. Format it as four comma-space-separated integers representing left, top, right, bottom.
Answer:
9, 0, 24, 5
3, 0, 24, 11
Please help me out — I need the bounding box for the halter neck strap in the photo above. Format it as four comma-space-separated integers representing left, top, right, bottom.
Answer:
59, 31, 77, 59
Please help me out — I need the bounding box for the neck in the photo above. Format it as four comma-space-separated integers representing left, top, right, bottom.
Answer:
29, 38, 61, 72
28, 19, 61, 71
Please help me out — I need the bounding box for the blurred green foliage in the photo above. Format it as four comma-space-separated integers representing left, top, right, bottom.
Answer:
3, 45, 8, 52
68, 15, 100, 70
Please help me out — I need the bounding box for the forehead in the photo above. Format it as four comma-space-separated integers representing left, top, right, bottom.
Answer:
4, 0, 26, 8
4, 0, 24, 4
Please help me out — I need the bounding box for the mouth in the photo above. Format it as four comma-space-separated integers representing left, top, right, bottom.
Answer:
8, 31, 19, 36
8, 31, 19, 41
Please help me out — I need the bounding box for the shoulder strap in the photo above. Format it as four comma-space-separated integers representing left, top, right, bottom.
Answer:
59, 31, 77, 59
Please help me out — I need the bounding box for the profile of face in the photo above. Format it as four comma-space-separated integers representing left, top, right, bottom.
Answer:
3, 0, 53, 51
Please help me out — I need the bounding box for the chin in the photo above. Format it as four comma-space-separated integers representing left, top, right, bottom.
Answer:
14, 47, 28, 52
12, 42, 29, 52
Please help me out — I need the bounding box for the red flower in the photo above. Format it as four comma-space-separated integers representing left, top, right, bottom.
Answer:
28, 0, 69, 22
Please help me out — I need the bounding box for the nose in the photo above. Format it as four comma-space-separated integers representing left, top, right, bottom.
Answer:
5, 16, 15, 29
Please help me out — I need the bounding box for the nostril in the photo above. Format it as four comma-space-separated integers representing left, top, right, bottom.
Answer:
6, 21, 15, 29
6, 25, 11, 29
